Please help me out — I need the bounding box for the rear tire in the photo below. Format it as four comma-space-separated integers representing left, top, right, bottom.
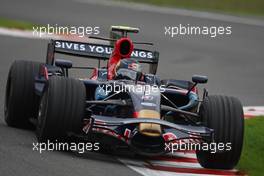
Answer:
196, 95, 244, 169
4, 60, 41, 128
36, 76, 86, 142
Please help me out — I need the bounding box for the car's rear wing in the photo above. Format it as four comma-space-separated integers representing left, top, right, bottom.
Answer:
46, 40, 159, 74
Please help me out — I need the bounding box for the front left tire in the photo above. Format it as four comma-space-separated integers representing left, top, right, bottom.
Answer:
4, 60, 41, 128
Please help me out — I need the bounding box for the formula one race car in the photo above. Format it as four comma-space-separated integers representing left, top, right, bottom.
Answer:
4, 26, 244, 169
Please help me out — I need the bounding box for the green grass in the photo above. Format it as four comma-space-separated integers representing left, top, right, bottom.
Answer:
120, 0, 264, 16
237, 116, 264, 176
0, 17, 35, 30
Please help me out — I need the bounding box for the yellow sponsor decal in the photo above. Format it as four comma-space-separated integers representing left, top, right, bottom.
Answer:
138, 110, 161, 137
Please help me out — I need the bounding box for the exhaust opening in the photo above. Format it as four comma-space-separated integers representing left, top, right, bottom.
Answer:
119, 40, 131, 56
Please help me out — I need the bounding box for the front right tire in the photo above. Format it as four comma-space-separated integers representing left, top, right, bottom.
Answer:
196, 95, 244, 169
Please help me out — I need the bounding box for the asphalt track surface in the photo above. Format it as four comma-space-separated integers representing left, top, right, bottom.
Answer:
0, 0, 263, 176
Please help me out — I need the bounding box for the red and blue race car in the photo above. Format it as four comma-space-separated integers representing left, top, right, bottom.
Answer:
4, 26, 244, 169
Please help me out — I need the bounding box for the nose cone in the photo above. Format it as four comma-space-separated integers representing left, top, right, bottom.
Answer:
137, 110, 162, 137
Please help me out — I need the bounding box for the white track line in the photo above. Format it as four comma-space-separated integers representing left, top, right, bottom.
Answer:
0, 27, 98, 43
0, 27, 61, 40
119, 156, 239, 176
170, 152, 196, 159
243, 106, 264, 118
148, 161, 201, 168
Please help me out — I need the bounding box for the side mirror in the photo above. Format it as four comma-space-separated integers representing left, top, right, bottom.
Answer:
192, 75, 208, 84
55, 59, 72, 69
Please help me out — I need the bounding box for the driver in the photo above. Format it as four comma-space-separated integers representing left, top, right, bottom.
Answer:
114, 58, 143, 81
94, 59, 143, 100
